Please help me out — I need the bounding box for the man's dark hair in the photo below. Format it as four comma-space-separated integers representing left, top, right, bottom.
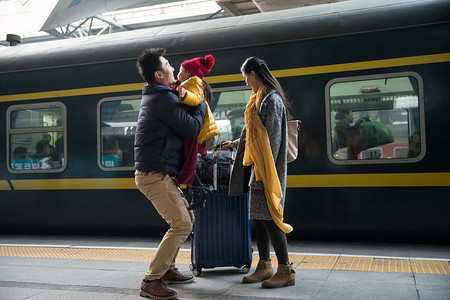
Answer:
36, 140, 50, 153
136, 48, 166, 83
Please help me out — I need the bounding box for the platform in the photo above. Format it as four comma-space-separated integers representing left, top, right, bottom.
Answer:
0, 235, 449, 299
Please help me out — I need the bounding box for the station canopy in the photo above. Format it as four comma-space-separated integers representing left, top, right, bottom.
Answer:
1, 0, 348, 44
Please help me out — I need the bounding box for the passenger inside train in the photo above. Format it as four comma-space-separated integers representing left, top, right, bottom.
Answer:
11, 146, 32, 170
408, 132, 421, 158
8, 105, 65, 170
102, 137, 122, 167
329, 75, 421, 161
34, 134, 60, 169
332, 108, 360, 159
12, 146, 28, 160
100, 100, 138, 168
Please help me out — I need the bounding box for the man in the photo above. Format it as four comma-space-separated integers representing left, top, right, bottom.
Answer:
134, 48, 206, 299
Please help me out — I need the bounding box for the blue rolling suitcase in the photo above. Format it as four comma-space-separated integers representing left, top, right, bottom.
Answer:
190, 192, 252, 276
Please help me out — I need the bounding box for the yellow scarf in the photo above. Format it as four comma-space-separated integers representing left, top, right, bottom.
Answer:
243, 87, 293, 234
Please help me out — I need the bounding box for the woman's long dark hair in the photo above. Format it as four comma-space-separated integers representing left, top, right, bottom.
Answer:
241, 56, 292, 119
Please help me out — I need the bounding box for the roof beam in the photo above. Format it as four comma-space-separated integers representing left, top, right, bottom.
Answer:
94, 15, 129, 30
216, 0, 261, 16
253, 0, 349, 12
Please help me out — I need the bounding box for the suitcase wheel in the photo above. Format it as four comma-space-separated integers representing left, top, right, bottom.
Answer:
190, 264, 202, 277
242, 265, 250, 274
192, 267, 202, 277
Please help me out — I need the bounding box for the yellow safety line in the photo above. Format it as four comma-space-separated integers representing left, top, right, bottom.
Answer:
1, 53, 449, 102
0, 180, 11, 191
4, 172, 450, 190
1, 246, 448, 275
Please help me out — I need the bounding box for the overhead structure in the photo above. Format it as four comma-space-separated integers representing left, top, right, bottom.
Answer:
40, 0, 186, 38
216, 0, 348, 16
38, 0, 349, 40
43, 14, 128, 39
215, 0, 259, 15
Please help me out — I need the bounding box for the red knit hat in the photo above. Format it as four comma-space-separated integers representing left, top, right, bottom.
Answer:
181, 55, 215, 79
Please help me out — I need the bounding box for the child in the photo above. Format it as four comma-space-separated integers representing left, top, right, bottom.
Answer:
176, 55, 220, 191
177, 54, 219, 143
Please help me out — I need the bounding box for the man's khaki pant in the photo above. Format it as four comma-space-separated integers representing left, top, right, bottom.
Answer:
135, 171, 194, 281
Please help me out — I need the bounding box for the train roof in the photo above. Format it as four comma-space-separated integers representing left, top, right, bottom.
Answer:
0, 0, 448, 73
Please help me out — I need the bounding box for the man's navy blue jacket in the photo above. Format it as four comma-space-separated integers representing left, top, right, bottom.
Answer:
134, 84, 206, 175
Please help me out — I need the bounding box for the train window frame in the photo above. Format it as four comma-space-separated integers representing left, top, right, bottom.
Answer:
97, 95, 141, 171
6, 102, 67, 173
209, 85, 252, 147
325, 72, 425, 165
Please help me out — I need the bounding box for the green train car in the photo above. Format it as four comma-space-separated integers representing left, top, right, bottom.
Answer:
1, 0, 449, 243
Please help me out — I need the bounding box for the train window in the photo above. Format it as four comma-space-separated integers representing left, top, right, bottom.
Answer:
210, 87, 252, 149
7, 102, 67, 173
97, 89, 250, 169
326, 72, 425, 164
98, 96, 140, 170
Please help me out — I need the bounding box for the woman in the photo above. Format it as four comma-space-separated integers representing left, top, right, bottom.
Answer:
222, 57, 295, 288
332, 109, 361, 159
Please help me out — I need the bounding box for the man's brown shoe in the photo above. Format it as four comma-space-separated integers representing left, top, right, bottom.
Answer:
161, 268, 194, 284
140, 279, 177, 299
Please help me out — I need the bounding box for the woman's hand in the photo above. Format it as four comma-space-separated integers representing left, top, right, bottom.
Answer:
178, 87, 187, 100
222, 141, 235, 151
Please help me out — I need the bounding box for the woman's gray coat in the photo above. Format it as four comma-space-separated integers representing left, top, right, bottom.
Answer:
228, 89, 288, 220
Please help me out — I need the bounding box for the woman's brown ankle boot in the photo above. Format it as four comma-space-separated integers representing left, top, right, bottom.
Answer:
261, 263, 295, 288
242, 260, 273, 283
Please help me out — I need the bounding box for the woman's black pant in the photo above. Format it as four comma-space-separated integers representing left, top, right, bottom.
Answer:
254, 219, 289, 265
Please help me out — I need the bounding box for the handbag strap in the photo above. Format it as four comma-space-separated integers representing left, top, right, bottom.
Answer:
212, 133, 222, 156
